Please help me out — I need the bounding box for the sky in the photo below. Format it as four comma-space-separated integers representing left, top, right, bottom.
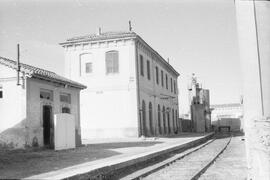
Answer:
0, 0, 242, 114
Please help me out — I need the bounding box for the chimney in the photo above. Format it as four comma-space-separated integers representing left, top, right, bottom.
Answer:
129, 20, 132, 31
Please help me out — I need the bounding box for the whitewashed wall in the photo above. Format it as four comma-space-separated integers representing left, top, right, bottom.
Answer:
64, 39, 139, 138
0, 66, 26, 148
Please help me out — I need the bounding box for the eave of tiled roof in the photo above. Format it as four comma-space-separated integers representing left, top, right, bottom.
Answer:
0, 56, 87, 89
59, 31, 137, 45
59, 31, 180, 77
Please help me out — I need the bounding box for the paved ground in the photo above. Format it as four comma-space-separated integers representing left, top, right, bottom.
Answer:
0, 133, 207, 179
200, 135, 248, 180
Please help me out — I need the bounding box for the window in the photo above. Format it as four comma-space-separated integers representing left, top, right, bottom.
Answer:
140, 55, 144, 76
0, 85, 2, 98
106, 51, 119, 74
147, 60, 151, 80
171, 78, 173, 92
80, 53, 93, 76
156, 66, 159, 84
85, 62, 92, 74
174, 80, 176, 94
161, 70, 164, 87
60, 93, 71, 104
40, 89, 53, 101
62, 107, 70, 114
166, 74, 168, 89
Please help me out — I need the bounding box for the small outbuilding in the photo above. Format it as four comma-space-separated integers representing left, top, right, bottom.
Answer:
0, 56, 86, 149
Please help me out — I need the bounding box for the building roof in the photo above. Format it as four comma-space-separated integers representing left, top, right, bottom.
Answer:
60, 31, 180, 76
64, 31, 137, 43
210, 103, 242, 109
0, 56, 87, 89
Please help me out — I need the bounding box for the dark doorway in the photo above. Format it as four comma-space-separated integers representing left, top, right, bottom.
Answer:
142, 100, 146, 136
43, 105, 53, 148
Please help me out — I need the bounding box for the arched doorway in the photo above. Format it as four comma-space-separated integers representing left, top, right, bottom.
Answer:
163, 106, 166, 134
158, 104, 161, 134
167, 109, 171, 134
172, 109, 175, 133
149, 102, 153, 136
142, 100, 146, 136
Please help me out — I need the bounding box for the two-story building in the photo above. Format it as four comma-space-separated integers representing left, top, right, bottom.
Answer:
60, 30, 180, 138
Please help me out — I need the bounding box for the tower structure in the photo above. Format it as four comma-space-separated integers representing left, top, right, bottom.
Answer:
188, 74, 211, 132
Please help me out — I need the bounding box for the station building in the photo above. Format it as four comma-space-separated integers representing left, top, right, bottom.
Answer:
60, 30, 180, 138
0, 57, 86, 148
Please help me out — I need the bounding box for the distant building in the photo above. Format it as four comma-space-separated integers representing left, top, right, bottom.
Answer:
211, 103, 243, 132
0, 57, 86, 148
188, 74, 211, 132
60, 30, 180, 138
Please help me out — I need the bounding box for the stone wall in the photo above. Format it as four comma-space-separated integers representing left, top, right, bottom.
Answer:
245, 117, 270, 180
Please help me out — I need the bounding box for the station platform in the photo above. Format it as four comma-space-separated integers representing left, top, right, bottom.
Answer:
22, 133, 213, 180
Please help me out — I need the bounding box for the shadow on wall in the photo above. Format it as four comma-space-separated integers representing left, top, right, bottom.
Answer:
181, 119, 192, 132
212, 118, 242, 132
0, 118, 29, 149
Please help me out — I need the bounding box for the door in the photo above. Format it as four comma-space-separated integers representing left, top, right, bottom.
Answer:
43, 105, 53, 147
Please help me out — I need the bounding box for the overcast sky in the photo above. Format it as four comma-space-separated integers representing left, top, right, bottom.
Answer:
0, 0, 242, 114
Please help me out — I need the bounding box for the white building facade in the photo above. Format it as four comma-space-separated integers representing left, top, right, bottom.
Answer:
0, 57, 86, 148
60, 31, 180, 138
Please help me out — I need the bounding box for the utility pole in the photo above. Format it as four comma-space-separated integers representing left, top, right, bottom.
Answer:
17, 44, 21, 86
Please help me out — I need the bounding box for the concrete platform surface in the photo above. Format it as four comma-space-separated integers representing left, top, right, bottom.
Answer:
24, 133, 212, 180
0, 133, 212, 179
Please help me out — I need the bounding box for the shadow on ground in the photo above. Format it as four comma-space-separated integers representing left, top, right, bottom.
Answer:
87, 141, 162, 149
215, 131, 245, 139
0, 141, 161, 179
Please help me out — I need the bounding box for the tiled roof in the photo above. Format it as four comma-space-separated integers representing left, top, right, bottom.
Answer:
63, 31, 137, 43
60, 31, 180, 76
0, 56, 86, 89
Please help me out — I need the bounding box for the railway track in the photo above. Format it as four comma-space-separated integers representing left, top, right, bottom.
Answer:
120, 133, 232, 180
